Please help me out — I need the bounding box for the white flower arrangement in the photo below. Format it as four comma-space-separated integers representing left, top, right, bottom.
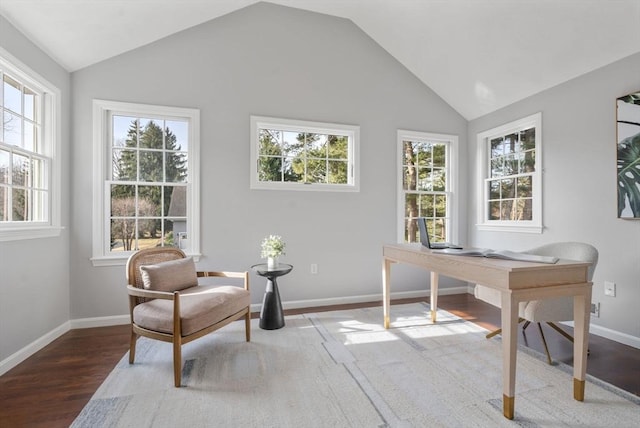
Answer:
260, 235, 286, 259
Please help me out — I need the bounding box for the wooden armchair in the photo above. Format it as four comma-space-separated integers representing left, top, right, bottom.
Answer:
126, 247, 251, 386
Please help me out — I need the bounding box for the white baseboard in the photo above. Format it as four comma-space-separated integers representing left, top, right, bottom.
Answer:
0, 321, 70, 376
0, 315, 130, 376
4, 287, 637, 377
69, 315, 130, 329
250, 286, 469, 313
590, 323, 640, 349
562, 321, 640, 349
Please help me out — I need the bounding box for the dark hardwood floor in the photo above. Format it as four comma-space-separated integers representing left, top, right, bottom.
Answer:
1, 294, 638, 427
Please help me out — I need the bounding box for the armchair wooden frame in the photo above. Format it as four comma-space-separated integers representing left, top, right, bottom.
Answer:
126, 247, 251, 387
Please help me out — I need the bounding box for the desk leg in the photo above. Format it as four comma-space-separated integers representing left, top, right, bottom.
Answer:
501, 291, 519, 420
383, 257, 391, 329
573, 285, 592, 401
430, 271, 439, 323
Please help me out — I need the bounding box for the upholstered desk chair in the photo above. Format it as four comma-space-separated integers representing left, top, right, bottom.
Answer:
474, 242, 598, 364
126, 247, 251, 386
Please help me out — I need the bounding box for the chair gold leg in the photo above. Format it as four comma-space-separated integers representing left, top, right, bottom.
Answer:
537, 322, 553, 365
486, 328, 502, 339
547, 322, 574, 343
547, 321, 590, 355
485, 318, 525, 339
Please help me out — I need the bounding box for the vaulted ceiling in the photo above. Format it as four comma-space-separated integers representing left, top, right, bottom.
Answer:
1, 0, 639, 119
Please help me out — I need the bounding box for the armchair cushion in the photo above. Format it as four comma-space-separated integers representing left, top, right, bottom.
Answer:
139, 256, 198, 292
133, 285, 251, 335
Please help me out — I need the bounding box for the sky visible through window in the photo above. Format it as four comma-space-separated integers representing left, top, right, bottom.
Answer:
112, 115, 189, 152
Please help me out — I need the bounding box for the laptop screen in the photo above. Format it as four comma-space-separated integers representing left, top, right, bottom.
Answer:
417, 217, 432, 248
417, 217, 462, 249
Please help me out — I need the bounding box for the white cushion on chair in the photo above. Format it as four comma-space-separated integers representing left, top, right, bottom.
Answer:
473, 284, 501, 307
521, 297, 574, 322
474, 284, 527, 314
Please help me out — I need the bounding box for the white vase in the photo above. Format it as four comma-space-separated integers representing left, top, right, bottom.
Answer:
267, 256, 278, 270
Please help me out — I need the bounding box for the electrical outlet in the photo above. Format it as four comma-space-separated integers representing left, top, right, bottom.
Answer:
604, 281, 616, 297
310, 263, 318, 274
591, 302, 600, 317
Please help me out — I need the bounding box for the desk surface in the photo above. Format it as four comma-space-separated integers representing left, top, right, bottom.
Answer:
383, 243, 590, 291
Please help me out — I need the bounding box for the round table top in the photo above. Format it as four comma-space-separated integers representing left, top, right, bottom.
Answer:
251, 263, 293, 277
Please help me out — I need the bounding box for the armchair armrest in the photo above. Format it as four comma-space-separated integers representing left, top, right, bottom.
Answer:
126, 284, 175, 300
197, 271, 249, 290
127, 285, 183, 338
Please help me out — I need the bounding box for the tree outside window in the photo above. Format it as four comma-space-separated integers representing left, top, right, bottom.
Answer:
109, 117, 188, 252
476, 112, 542, 233
398, 130, 456, 244
93, 100, 199, 265
258, 130, 349, 184
1, 72, 49, 224
250, 116, 359, 192
487, 127, 535, 221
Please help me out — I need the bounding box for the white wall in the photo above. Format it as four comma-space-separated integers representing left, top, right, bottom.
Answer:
69, 3, 468, 320
0, 15, 71, 363
467, 52, 640, 342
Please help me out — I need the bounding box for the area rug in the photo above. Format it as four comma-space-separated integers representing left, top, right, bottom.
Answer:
72, 303, 639, 427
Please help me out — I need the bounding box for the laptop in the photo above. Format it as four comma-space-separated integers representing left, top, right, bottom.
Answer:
417, 217, 463, 249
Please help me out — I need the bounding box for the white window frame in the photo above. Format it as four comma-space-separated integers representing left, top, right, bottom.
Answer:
0, 48, 62, 241
250, 116, 360, 192
476, 112, 543, 233
91, 100, 200, 266
397, 130, 459, 243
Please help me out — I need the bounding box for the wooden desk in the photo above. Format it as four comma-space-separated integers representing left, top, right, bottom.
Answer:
382, 243, 592, 420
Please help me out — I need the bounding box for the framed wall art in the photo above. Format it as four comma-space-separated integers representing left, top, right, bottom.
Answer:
616, 90, 640, 218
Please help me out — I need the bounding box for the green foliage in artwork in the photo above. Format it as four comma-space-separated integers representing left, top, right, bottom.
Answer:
618, 93, 640, 105
617, 132, 640, 217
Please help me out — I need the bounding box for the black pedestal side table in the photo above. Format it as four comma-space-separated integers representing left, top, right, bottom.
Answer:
251, 263, 293, 330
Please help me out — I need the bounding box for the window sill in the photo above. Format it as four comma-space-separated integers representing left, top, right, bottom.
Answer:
0, 225, 64, 242
91, 252, 202, 267
476, 223, 543, 234
250, 182, 360, 192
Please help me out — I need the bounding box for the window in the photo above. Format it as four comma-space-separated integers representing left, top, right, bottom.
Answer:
398, 130, 458, 244
477, 112, 542, 233
92, 100, 200, 266
250, 116, 359, 191
0, 50, 61, 241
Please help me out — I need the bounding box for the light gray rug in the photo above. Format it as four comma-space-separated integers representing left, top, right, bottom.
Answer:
72, 303, 639, 427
